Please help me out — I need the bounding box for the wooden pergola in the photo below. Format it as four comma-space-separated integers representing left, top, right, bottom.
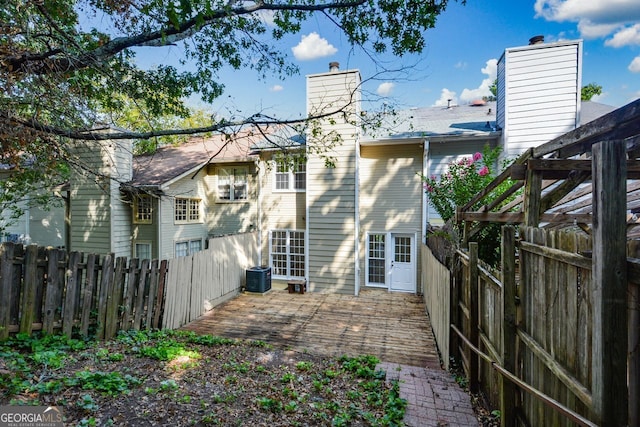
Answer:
454, 98, 640, 426
455, 98, 640, 236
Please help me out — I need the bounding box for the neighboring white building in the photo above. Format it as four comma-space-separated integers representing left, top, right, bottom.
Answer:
497, 36, 582, 158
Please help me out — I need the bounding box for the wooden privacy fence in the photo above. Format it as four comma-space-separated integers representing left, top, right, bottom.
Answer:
162, 232, 258, 330
0, 242, 167, 340
0, 232, 259, 340
423, 225, 640, 426
421, 244, 452, 369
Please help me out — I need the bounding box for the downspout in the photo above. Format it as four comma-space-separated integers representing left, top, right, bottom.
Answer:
156, 197, 162, 259
256, 159, 263, 267
65, 190, 71, 250
422, 139, 430, 244
304, 149, 310, 290
354, 132, 361, 297
24, 197, 31, 244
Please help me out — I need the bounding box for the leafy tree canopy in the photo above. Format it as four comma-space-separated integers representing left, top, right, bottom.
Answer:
0, 0, 461, 231
1, 0, 460, 142
581, 82, 602, 101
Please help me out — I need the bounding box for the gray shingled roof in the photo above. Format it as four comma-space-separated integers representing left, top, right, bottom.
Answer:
362, 101, 499, 141
581, 101, 617, 125
129, 134, 257, 188
362, 100, 615, 142
127, 101, 616, 189
249, 127, 305, 150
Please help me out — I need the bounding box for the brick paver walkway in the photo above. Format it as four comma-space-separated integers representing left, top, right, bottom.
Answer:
378, 362, 479, 427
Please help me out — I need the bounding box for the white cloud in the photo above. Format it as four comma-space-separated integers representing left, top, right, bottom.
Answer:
270, 85, 284, 92
578, 20, 622, 39
535, 0, 640, 44
433, 88, 457, 107
376, 82, 395, 97
459, 59, 498, 103
534, 0, 640, 25
455, 61, 468, 69
291, 32, 337, 61
605, 23, 640, 47
629, 56, 640, 72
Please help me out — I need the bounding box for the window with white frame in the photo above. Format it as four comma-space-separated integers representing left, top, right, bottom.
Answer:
270, 230, 305, 278
367, 234, 386, 285
135, 243, 152, 260
274, 158, 306, 191
134, 195, 153, 224
175, 239, 202, 257
218, 167, 247, 201
175, 198, 201, 223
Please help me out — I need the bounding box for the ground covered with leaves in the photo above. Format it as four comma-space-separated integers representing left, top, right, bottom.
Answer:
0, 330, 407, 426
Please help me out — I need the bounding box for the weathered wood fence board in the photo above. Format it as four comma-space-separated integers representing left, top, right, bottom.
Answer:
0, 243, 167, 340
162, 232, 258, 330
519, 227, 594, 425
425, 225, 639, 426
422, 244, 451, 369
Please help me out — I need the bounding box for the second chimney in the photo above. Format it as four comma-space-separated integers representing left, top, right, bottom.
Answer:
529, 35, 544, 45
329, 62, 340, 72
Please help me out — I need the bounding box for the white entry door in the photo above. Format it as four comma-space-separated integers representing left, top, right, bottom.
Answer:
389, 234, 416, 292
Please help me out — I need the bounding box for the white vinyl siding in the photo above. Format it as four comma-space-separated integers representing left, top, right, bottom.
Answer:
158, 168, 211, 260
306, 69, 361, 294
358, 143, 423, 291
498, 40, 581, 157
69, 137, 132, 258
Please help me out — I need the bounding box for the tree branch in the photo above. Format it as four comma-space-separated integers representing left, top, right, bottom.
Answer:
2, 0, 366, 75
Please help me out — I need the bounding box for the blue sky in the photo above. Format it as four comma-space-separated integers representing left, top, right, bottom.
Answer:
131, 0, 640, 120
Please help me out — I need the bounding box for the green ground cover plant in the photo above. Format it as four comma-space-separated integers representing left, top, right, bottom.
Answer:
0, 330, 406, 426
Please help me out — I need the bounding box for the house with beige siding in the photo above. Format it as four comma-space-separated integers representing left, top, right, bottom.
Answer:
123, 135, 259, 260
249, 37, 614, 296
247, 67, 500, 295
5, 37, 615, 298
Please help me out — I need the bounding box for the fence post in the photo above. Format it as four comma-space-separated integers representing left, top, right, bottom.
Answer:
591, 140, 628, 426
449, 253, 460, 364
469, 242, 479, 394
0, 243, 15, 339
122, 258, 139, 331
153, 259, 168, 329
523, 169, 542, 227
19, 245, 40, 335
80, 254, 98, 337
105, 257, 126, 339
62, 252, 82, 338
501, 226, 517, 427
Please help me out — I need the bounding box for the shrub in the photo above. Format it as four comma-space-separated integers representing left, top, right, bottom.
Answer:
421, 145, 517, 266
